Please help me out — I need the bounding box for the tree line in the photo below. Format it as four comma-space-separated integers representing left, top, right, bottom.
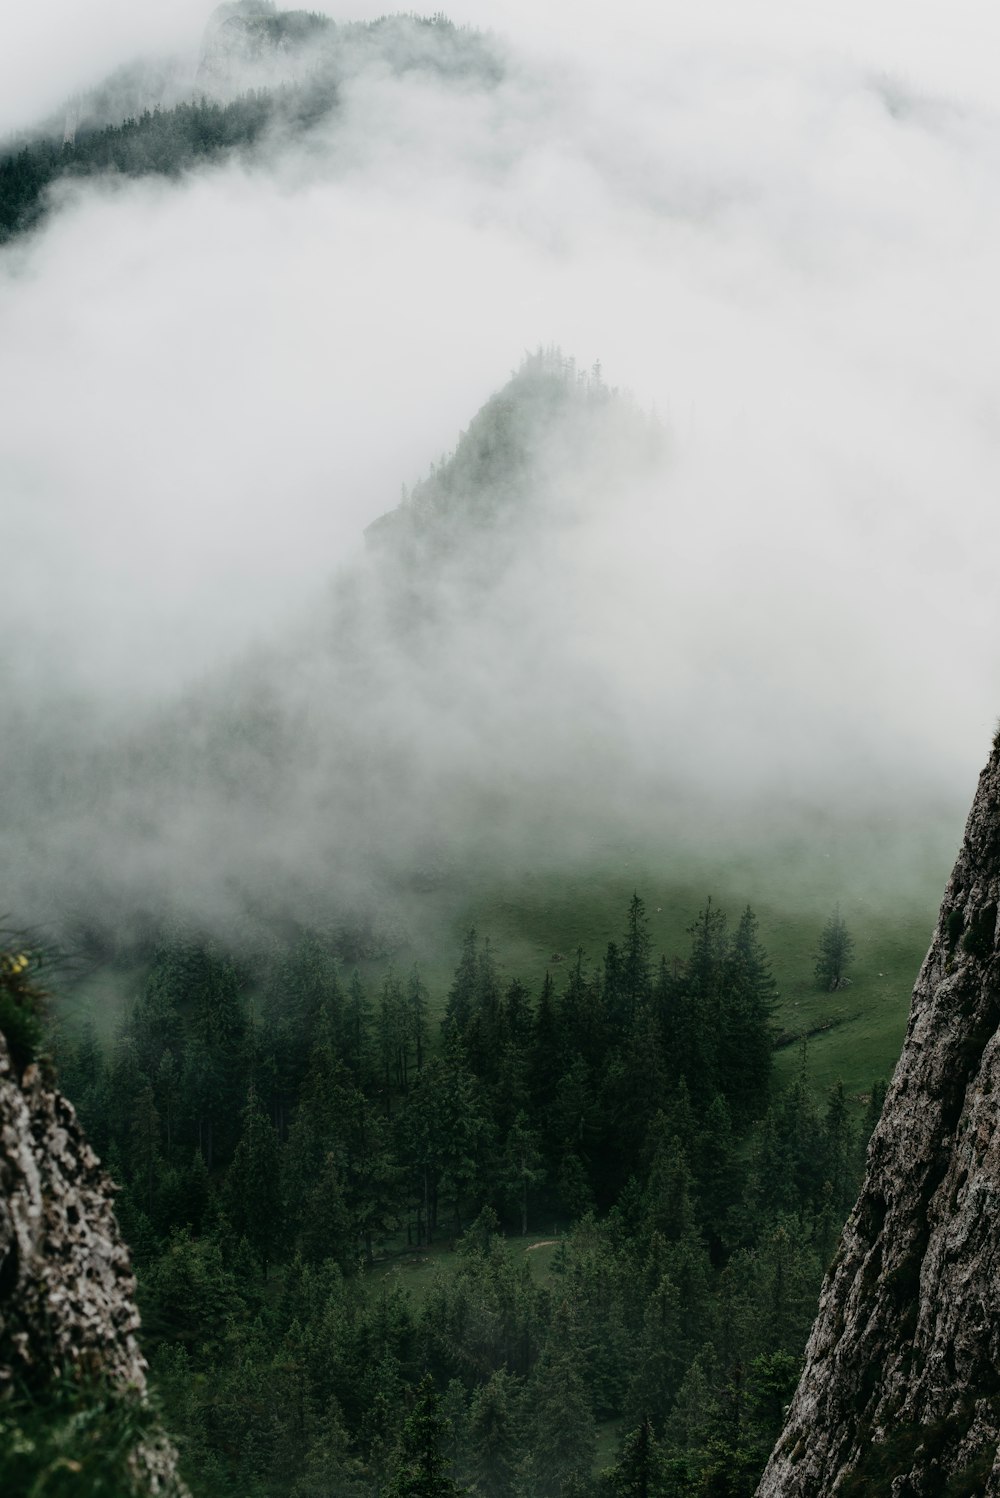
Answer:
0, 93, 295, 240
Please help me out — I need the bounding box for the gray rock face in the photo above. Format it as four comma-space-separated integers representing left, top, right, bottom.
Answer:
757, 742, 1000, 1496
0, 1027, 186, 1494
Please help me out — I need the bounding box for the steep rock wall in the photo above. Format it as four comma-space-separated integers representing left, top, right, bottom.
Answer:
758, 742, 1000, 1496
0, 1026, 185, 1494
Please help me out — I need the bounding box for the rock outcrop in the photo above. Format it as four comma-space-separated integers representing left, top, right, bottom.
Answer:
0, 1016, 186, 1494
757, 741, 1000, 1495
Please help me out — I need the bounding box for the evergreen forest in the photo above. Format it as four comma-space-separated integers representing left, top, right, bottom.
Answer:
29, 893, 885, 1497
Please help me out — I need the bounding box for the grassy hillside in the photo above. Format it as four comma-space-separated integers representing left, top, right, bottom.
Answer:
376, 803, 959, 1105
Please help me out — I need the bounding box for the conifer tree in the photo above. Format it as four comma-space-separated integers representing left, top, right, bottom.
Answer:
720, 906, 776, 1125
226, 1084, 282, 1277
621, 893, 653, 1022
187, 952, 247, 1165
447, 930, 479, 1032
384, 1375, 465, 1498
495, 979, 534, 1133
527, 1329, 596, 1497
529, 971, 562, 1149
666, 902, 728, 1110
409, 966, 430, 1073
400, 1057, 448, 1243
500, 1111, 545, 1235
130, 1083, 162, 1216
380, 967, 409, 1107
465, 1369, 519, 1498
437, 1028, 494, 1233
814, 905, 854, 991
626, 1271, 686, 1430
343, 969, 375, 1085
603, 1417, 669, 1498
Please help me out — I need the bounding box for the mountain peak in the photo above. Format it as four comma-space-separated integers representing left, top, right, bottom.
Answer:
366, 348, 655, 555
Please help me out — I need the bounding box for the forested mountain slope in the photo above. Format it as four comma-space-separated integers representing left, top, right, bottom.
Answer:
0, 7, 501, 241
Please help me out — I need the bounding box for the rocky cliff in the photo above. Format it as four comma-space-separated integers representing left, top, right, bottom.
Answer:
757, 740, 1000, 1496
0, 968, 186, 1495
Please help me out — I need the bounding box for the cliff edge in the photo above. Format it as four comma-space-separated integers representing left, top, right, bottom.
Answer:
0, 985, 186, 1495
757, 740, 1000, 1496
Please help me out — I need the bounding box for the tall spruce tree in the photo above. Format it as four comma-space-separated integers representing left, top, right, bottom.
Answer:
226, 1084, 282, 1276
720, 907, 776, 1125
384, 1375, 465, 1498
814, 905, 854, 991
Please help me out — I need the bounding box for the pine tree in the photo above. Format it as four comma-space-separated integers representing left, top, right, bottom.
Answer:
529, 971, 563, 1154
400, 1058, 447, 1244
822, 1081, 852, 1210
495, 979, 534, 1133
186, 952, 247, 1166
527, 1330, 596, 1497
667, 902, 729, 1110
465, 1369, 519, 1498
814, 906, 854, 992
500, 1111, 545, 1235
625, 1271, 687, 1430
284, 1006, 355, 1265
343, 969, 375, 1086
446, 930, 479, 1032
226, 1084, 283, 1277
437, 1029, 494, 1234
384, 1375, 465, 1498
130, 1083, 161, 1217
621, 893, 653, 1023
603, 1417, 669, 1498
380, 967, 409, 1107
720, 907, 776, 1125
409, 966, 430, 1073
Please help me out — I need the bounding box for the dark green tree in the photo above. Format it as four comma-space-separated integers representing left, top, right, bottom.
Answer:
814, 906, 854, 991
384, 1375, 465, 1498
719, 907, 776, 1125
499, 1111, 545, 1235
446, 930, 480, 1033
602, 1417, 669, 1498
526, 1328, 596, 1497
226, 1083, 283, 1277
621, 893, 653, 1023
464, 1369, 520, 1498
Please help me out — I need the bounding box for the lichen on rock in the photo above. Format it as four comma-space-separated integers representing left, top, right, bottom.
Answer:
0, 1007, 186, 1495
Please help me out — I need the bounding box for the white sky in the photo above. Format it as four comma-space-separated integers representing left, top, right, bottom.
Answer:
5, 0, 1000, 135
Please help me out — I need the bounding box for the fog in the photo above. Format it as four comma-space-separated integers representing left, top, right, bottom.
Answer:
3, 1, 1000, 934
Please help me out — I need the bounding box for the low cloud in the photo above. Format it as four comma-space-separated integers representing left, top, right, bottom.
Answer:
3, 4, 1000, 933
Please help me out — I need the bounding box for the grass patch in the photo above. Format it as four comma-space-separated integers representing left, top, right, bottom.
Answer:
367, 1233, 566, 1308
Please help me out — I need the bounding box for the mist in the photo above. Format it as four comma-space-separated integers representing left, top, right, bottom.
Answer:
4, 1, 999, 937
